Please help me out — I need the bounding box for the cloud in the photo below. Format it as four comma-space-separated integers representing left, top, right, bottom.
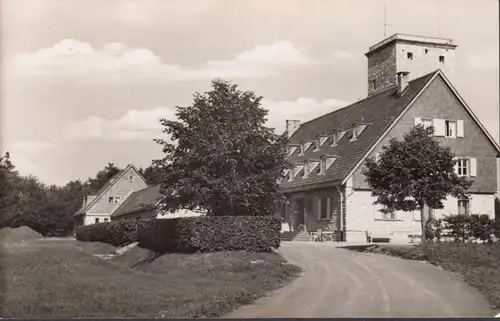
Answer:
8, 39, 310, 80
66, 97, 349, 141
327, 50, 361, 65
64, 107, 177, 141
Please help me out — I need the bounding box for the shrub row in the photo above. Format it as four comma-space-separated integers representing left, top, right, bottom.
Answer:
75, 220, 152, 247
138, 216, 281, 253
75, 216, 281, 253
425, 214, 500, 243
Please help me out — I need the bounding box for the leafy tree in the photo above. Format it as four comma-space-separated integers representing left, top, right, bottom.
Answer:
138, 164, 162, 185
154, 79, 288, 216
86, 163, 121, 193
362, 125, 473, 243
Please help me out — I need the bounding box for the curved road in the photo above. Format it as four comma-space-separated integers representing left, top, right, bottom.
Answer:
225, 242, 494, 318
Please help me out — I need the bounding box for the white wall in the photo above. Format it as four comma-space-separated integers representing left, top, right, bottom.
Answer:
84, 213, 111, 225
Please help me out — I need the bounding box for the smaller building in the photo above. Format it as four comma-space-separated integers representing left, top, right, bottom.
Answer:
73, 164, 204, 227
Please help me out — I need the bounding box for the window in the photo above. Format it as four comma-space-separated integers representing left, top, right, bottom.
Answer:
109, 196, 121, 204
458, 199, 470, 215
456, 158, 469, 176
421, 118, 432, 129
445, 120, 456, 137
313, 140, 320, 151
108, 197, 114, 203
129, 175, 134, 182
95, 218, 100, 224
318, 197, 332, 220
439, 55, 445, 63
371, 80, 377, 90
425, 48, 429, 54
104, 218, 109, 222
381, 206, 397, 220
407, 52, 413, 60
331, 131, 345, 146
350, 125, 366, 142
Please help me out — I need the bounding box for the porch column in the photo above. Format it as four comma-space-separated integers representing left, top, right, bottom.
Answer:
303, 196, 308, 233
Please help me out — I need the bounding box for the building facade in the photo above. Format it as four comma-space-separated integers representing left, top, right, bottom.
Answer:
279, 34, 500, 243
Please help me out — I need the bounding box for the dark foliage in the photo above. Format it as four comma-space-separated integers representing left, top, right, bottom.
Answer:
75, 220, 153, 247
154, 79, 289, 216
138, 216, 281, 253
425, 214, 497, 243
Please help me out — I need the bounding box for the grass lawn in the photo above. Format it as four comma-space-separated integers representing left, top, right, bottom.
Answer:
1, 238, 301, 318
344, 242, 500, 312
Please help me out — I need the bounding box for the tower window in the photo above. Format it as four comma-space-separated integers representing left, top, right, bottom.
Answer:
439, 56, 445, 63
407, 52, 413, 60
425, 49, 429, 54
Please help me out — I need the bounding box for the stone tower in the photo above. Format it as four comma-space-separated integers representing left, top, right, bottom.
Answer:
365, 34, 457, 96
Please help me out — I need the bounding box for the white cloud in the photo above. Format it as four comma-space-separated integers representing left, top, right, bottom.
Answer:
8, 39, 310, 80
64, 107, 177, 141
66, 97, 349, 141
327, 50, 361, 65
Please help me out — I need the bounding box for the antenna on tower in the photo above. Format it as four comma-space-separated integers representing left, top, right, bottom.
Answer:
384, 2, 392, 38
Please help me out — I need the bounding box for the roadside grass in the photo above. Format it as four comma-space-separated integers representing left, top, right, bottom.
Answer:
1, 238, 301, 318
344, 242, 500, 312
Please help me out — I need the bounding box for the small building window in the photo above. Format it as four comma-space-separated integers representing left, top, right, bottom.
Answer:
129, 175, 134, 182
382, 206, 397, 220
95, 218, 100, 224
318, 197, 332, 220
445, 120, 456, 137
458, 199, 470, 215
456, 158, 469, 176
407, 52, 413, 60
108, 197, 114, 203
104, 218, 109, 222
439, 55, 445, 63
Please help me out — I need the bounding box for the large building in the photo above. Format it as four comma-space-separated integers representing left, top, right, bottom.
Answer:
279, 34, 500, 243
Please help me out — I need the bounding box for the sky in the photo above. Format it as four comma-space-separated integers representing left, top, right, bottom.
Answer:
1, 0, 498, 186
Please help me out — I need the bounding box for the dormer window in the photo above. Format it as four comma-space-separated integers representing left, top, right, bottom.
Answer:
318, 135, 328, 147
313, 140, 320, 152
287, 145, 299, 156
299, 141, 312, 155
304, 160, 320, 178
331, 130, 345, 146
289, 164, 304, 181
320, 155, 336, 175
350, 124, 367, 142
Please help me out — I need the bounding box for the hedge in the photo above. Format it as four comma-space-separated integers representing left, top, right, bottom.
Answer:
138, 216, 281, 253
75, 220, 152, 247
425, 214, 500, 243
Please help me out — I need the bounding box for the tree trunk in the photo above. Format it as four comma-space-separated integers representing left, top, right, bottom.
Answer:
420, 205, 426, 244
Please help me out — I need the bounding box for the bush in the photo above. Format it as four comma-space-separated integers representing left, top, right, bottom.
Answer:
138, 216, 281, 253
75, 220, 152, 247
441, 214, 496, 243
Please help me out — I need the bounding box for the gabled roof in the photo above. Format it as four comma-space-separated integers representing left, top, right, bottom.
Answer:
73, 164, 148, 216
111, 184, 162, 218
280, 71, 437, 191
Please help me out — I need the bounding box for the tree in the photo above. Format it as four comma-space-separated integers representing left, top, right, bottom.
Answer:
154, 79, 289, 216
138, 164, 162, 185
86, 163, 121, 193
362, 125, 473, 243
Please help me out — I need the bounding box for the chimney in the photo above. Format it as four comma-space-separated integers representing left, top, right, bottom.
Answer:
285, 120, 301, 138
396, 71, 410, 95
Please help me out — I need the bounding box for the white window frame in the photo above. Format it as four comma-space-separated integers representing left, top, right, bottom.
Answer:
445, 120, 457, 138
458, 199, 470, 215
456, 158, 469, 176
421, 118, 432, 129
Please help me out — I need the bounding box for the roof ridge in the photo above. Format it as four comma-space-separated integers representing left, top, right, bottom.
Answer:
297, 70, 439, 129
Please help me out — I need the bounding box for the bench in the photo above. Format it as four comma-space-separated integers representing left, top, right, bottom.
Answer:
367, 231, 391, 243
